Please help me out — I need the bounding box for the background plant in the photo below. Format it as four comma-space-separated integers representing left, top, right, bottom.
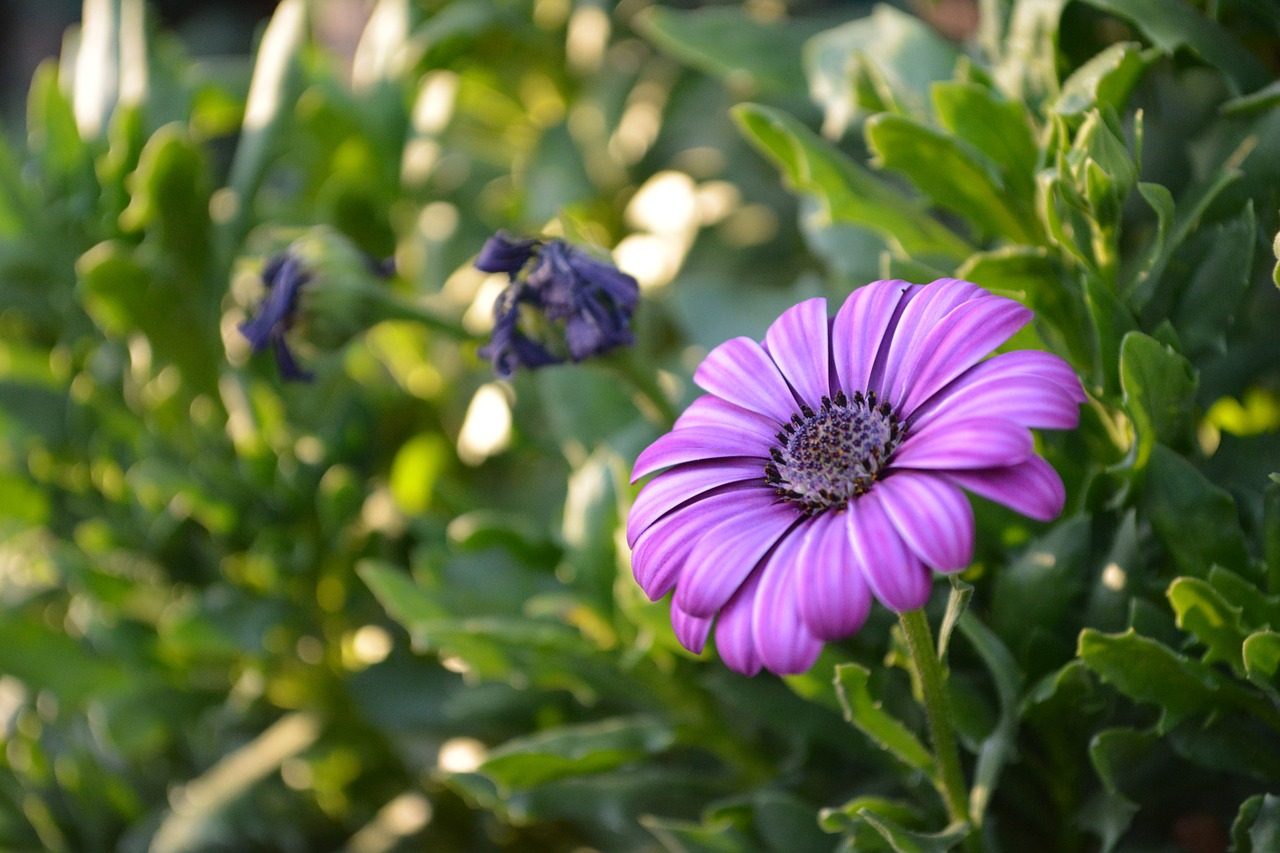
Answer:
0, 0, 1278, 851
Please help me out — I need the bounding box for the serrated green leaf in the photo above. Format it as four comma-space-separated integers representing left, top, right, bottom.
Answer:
1233, 793, 1280, 853
1075, 0, 1268, 95
1077, 628, 1218, 732
478, 716, 675, 791
1083, 273, 1138, 399
119, 124, 213, 272
1243, 631, 1280, 699
1084, 728, 1155, 852
1167, 577, 1247, 673
865, 114, 1036, 243
1143, 444, 1250, 577
1054, 42, 1158, 118
733, 103, 971, 262
1207, 566, 1280, 634
833, 663, 932, 773
1119, 332, 1197, 468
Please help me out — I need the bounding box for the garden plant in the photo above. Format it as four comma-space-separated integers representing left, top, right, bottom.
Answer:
1, 0, 1280, 850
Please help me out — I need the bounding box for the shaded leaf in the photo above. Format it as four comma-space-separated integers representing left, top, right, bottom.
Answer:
1119, 331, 1197, 468
478, 716, 675, 791
833, 663, 932, 772
1167, 576, 1247, 673
1054, 42, 1159, 118
1143, 444, 1250, 577
1077, 628, 1218, 732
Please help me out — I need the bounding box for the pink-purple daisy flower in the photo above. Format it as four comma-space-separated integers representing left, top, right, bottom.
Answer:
627, 278, 1084, 676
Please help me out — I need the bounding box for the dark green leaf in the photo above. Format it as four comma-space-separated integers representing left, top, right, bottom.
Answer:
1077, 628, 1218, 732
1207, 566, 1280, 634
641, 815, 753, 853
865, 114, 1036, 243
1076, 0, 1269, 94
1083, 273, 1138, 400
1169, 203, 1255, 358
1230, 793, 1280, 853
1053, 42, 1159, 118
956, 614, 1022, 825
733, 103, 971, 262
1267, 477, 1280, 594
833, 663, 932, 773
477, 716, 675, 791
853, 810, 969, 853
1166, 576, 1247, 673
1143, 444, 1250, 577
1119, 332, 1197, 468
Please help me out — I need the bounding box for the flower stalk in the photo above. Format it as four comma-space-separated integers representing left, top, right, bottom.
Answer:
899, 608, 973, 837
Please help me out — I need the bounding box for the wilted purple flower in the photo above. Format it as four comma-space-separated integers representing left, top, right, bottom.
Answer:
628, 279, 1084, 676
238, 228, 396, 381
238, 253, 314, 381
475, 232, 639, 379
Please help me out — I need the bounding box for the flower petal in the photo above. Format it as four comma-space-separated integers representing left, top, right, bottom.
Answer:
877, 278, 985, 401
910, 371, 1082, 432
832, 279, 914, 395
891, 417, 1033, 470
475, 231, 539, 274
627, 458, 765, 547
674, 501, 799, 618
752, 523, 824, 674
763, 297, 831, 408
945, 456, 1066, 521
694, 337, 799, 423
716, 571, 764, 676
673, 395, 782, 446
848, 493, 933, 612
796, 511, 873, 641
876, 472, 974, 573
896, 297, 1033, 416
630, 487, 776, 600
632, 425, 771, 481
671, 603, 713, 654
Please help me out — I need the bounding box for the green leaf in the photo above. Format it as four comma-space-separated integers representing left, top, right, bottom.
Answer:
733, 103, 971, 262
833, 663, 932, 773
635, 6, 818, 100
1077, 628, 1218, 732
931, 81, 1038, 205
1166, 577, 1247, 673
1053, 42, 1158, 118
1266, 477, 1280, 594
1118, 332, 1197, 468
1075, 0, 1269, 95
1231, 793, 1280, 853
805, 5, 960, 134
1143, 444, 1250, 577
1084, 727, 1155, 851
853, 810, 969, 853
1169, 203, 1256, 358
1243, 631, 1280, 698
119, 124, 214, 274
389, 433, 448, 514
1083, 273, 1139, 399
641, 815, 753, 853
477, 716, 675, 791
937, 577, 973, 659
956, 614, 1022, 825
1207, 566, 1280, 634
865, 114, 1036, 243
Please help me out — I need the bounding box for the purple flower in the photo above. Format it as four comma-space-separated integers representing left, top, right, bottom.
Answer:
238, 253, 314, 381
627, 279, 1085, 676
476, 232, 639, 379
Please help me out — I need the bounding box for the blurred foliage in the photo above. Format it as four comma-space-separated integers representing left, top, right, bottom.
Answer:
0, 0, 1278, 851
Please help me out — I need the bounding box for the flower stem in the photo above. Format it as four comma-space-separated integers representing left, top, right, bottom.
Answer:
899, 608, 972, 834
368, 288, 480, 343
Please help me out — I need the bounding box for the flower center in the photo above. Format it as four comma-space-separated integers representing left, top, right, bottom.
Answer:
764, 391, 903, 513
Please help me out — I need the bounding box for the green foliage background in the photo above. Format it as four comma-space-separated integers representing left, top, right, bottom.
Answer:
1, 0, 1280, 850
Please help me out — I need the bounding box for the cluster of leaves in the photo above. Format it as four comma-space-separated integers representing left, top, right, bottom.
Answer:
0, 0, 1279, 851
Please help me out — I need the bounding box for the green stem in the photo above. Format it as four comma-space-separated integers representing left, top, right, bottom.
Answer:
899, 608, 972, 833
368, 288, 480, 343
607, 349, 679, 429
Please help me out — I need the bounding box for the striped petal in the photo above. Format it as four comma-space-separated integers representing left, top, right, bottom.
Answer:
891, 417, 1033, 470
752, 523, 824, 674
627, 458, 765, 547
715, 570, 764, 676
674, 501, 799, 618
878, 278, 986, 402
633, 425, 771, 481
832, 279, 914, 396
763, 297, 831, 408
945, 456, 1066, 521
796, 511, 873, 640
876, 472, 974, 573
694, 336, 799, 423
671, 604, 713, 654
848, 493, 933, 612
